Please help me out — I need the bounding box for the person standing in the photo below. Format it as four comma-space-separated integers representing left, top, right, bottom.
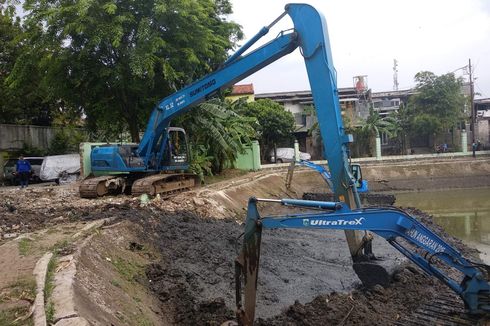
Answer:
472, 142, 477, 158
16, 155, 31, 188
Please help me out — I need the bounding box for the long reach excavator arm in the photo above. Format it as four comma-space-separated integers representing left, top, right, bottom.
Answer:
234, 198, 490, 324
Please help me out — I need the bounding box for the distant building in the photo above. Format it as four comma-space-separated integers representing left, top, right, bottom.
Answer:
371, 89, 414, 117
255, 87, 370, 159
255, 87, 420, 156
226, 83, 255, 103
475, 98, 490, 148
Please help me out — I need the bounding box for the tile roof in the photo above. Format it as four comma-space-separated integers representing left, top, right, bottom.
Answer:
231, 84, 254, 95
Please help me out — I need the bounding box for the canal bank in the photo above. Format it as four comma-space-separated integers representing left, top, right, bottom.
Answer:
361, 156, 490, 192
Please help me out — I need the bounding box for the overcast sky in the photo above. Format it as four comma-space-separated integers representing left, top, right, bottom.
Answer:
228, 0, 490, 98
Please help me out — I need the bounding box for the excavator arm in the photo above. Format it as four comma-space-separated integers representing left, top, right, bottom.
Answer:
235, 197, 490, 324
135, 3, 377, 278
285, 159, 368, 193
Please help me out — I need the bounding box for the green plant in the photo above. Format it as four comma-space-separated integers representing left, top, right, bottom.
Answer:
21, 143, 47, 157
111, 279, 122, 288
189, 144, 214, 182
44, 254, 57, 323
111, 257, 143, 282
48, 127, 87, 155
176, 97, 257, 174
18, 238, 32, 256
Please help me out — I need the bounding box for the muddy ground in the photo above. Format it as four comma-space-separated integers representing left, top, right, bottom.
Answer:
1, 157, 490, 325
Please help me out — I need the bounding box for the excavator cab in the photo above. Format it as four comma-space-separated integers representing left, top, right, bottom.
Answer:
351, 163, 368, 192
163, 127, 190, 168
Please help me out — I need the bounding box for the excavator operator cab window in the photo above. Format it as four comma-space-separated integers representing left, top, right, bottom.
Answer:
166, 129, 189, 166
351, 163, 363, 188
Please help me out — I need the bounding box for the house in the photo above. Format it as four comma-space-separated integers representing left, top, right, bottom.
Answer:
226, 83, 255, 103
475, 98, 490, 149
255, 88, 370, 159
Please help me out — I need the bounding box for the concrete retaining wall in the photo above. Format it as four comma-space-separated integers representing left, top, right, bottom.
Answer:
0, 124, 56, 151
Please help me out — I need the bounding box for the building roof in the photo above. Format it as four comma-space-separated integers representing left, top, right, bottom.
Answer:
475, 98, 490, 105
371, 89, 416, 98
230, 84, 254, 95
255, 87, 360, 104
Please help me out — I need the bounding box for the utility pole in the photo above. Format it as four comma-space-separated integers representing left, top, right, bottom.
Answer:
469, 59, 475, 143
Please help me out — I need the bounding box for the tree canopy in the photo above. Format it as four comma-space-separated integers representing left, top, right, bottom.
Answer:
408, 71, 465, 135
236, 99, 295, 159
1, 5, 52, 125
9, 0, 242, 140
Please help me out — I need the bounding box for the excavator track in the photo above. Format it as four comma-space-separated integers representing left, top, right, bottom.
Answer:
396, 291, 482, 326
131, 173, 198, 197
79, 175, 126, 198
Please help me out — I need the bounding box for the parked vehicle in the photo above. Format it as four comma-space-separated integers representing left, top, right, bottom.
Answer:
2, 157, 45, 185
40, 154, 81, 184
269, 148, 311, 163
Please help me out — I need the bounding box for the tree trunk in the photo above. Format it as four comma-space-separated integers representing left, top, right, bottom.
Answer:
126, 114, 140, 143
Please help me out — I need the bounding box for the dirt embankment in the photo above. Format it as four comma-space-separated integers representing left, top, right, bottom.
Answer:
363, 156, 490, 192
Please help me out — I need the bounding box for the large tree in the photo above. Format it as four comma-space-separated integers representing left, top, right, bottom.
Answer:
14, 0, 242, 140
237, 99, 295, 160
0, 6, 21, 123
408, 71, 465, 136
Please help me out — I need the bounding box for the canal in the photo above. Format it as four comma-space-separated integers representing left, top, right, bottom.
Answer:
396, 187, 490, 264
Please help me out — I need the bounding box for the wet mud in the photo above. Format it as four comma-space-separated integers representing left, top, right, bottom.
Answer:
135, 203, 485, 325
1, 162, 488, 325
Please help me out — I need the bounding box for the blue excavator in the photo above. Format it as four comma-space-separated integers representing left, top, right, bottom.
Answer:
77, 2, 490, 323
79, 1, 380, 295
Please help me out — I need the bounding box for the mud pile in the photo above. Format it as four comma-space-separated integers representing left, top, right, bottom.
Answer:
134, 208, 366, 324
0, 185, 133, 237
1, 168, 486, 325
134, 205, 483, 325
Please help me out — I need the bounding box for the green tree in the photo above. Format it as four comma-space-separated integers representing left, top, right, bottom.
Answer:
174, 97, 257, 175
237, 99, 295, 160
408, 71, 465, 136
359, 107, 398, 156
0, 6, 26, 123
1, 3, 60, 126
15, 0, 242, 140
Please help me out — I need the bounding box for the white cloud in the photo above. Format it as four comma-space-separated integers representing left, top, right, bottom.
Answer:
229, 0, 490, 97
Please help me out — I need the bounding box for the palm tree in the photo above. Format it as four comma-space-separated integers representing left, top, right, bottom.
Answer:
360, 107, 400, 156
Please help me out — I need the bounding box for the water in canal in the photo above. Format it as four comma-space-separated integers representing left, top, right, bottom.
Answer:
395, 187, 490, 264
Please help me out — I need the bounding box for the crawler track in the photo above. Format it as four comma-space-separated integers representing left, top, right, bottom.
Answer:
79, 175, 120, 198
397, 291, 482, 326
131, 173, 198, 197
80, 173, 198, 198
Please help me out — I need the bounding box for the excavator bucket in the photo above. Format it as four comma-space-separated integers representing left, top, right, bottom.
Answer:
235, 198, 263, 326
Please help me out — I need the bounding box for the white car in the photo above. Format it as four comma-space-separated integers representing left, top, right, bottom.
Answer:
269, 148, 311, 163
40, 154, 81, 184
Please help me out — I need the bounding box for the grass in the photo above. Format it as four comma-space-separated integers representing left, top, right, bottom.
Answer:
0, 308, 34, 326
136, 315, 153, 326
50, 239, 73, 255
45, 301, 55, 323
110, 279, 122, 288
112, 257, 144, 282
0, 277, 37, 326
18, 238, 33, 256
44, 254, 57, 324
0, 277, 37, 303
